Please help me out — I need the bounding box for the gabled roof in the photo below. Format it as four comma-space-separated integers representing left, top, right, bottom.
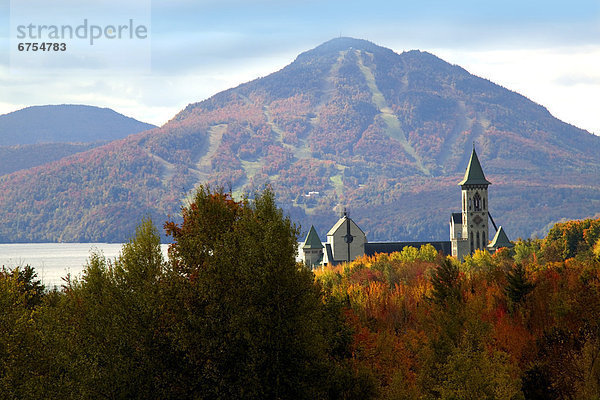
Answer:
326, 216, 366, 237
488, 226, 514, 249
302, 225, 324, 249
458, 148, 491, 186
327, 217, 346, 236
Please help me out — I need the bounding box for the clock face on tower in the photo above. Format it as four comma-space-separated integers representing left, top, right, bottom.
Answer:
473, 215, 483, 226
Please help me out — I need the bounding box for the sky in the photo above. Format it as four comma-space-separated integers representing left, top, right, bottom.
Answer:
0, 0, 599, 134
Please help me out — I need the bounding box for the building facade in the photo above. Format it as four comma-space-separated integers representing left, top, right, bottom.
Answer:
302, 148, 513, 267
451, 148, 492, 260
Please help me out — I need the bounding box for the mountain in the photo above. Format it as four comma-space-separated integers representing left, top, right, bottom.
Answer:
0, 105, 156, 146
0, 105, 157, 175
1, 37, 599, 243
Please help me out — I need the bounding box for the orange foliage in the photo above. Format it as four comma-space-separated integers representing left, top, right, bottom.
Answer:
317, 246, 600, 397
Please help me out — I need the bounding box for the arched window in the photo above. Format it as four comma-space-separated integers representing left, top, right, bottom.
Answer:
476, 231, 480, 250
470, 232, 474, 253
473, 193, 481, 211
483, 198, 486, 210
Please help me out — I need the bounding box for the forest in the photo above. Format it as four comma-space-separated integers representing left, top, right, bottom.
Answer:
1, 186, 600, 399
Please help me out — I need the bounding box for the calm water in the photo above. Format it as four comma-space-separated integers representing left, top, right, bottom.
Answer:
0, 243, 304, 289
0, 243, 170, 289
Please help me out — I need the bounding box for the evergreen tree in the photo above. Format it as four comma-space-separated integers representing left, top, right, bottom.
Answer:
13, 265, 45, 308
430, 257, 462, 306
505, 263, 535, 307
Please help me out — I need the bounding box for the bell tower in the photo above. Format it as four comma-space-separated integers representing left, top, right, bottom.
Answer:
459, 147, 491, 254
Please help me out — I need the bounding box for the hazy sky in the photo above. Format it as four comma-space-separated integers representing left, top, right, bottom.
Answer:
1, 0, 599, 134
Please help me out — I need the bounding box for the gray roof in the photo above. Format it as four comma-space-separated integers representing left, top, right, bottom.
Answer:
365, 241, 452, 256
488, 226, 514, 249
451, 212, 462, 224
458, 148, 491, 186
302, 225, 324, 249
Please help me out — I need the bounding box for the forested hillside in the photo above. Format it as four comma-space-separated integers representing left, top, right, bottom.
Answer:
1, 38, 599, 242
0, 142, 99, 176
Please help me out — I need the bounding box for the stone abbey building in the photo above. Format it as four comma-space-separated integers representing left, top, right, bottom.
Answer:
302, 148, 514, 267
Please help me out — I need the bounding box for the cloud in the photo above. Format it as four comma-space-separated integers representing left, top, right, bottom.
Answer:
145, 0, 600, 76
430, 46, 600, 135
555, 74, 600, 87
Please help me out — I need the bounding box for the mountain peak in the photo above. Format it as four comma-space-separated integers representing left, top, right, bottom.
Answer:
296, 37, 394, 59
314, 37, 380, 51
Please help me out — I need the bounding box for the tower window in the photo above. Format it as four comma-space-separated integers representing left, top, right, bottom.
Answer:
476, 231, 480, 250
473, 193, 481, 211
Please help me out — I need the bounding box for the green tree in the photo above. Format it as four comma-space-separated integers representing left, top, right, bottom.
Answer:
430, 257, 462, 306
438, 338, 523, 400
514, 239, 542, 265
0, 269, 36, 398
164, 186, 332, 399
505, 263, 535, 308
545, 219, 593, 260
12, 265, 45, 308
38, 219, 181, 400
420, 257, 467, 397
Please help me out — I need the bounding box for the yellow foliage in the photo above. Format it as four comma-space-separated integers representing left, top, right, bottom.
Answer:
594, 238, 600, 260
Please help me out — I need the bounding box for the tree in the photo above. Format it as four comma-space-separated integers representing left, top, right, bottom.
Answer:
164, 186, 332, 399
430, 257, 462, 306
39, 219, 181, 400
505, 263, 535, 308
438, 338, 523, 400
13, 265, 45, 308
594, 238, 600, 261
0, 268, 37, 398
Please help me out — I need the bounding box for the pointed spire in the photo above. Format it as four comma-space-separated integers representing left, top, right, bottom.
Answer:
302, 225, 324, 249
488, 226, 513, 249
458, 147, 491, 186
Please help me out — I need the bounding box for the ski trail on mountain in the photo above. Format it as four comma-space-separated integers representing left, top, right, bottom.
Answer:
319, 51, 350, 197
224, 92, 267, 186
263, 105, 311, 160
355, 50, 432, 177
310, 50, 348, 129
437, 100, 473, 174
142, 149, 177, 184
196, 123, 227, 174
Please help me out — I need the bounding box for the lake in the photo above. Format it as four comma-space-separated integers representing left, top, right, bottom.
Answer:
0, 243, 170, 289
0, 242, 305, 289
